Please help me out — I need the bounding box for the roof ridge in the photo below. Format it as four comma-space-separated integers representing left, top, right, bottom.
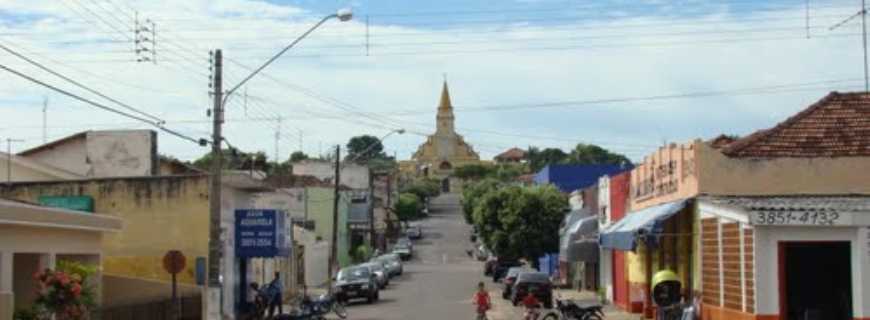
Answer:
721, 91, 841, 156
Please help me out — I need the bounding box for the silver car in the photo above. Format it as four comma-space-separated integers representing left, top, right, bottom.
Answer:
361, 262, 389, 289
372, 253, 403, 277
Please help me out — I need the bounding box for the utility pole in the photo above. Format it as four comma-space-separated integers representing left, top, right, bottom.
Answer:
207, 49, 224, 318
6, 138, 22, 184
328, 145, 340, 291
42, 97, 47, 144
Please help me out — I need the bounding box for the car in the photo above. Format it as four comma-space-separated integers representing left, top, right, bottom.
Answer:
492, 259, 524, 282
361, 262, 389, 289
501, 267, 532, 299
483, 257, 497, 276
392, 242, 413, 260
396, 237, 414, 250
475, 245, 490, 261
407, 225, 422, 239
334, 266, 379, 304
372, 253, 403, 277
510, 272, 553, 309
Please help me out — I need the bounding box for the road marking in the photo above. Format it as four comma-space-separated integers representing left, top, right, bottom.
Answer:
442, 253, 448, 264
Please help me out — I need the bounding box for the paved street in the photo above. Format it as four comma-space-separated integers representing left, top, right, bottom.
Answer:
348, 193, 505, 320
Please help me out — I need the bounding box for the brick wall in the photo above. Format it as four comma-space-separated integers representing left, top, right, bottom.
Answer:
700, 218, 755, 314
701, 218, 720, 306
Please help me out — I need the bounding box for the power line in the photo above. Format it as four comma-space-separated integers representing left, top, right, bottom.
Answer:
64, 0, 133, 41
0, 40, 165, 123
0, 61, 206, 146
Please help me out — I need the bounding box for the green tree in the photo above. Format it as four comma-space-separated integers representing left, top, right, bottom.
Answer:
394, 193, 422, 221
190, 148, 271, 172
527, 147, 568, 172
566, 143, 632, 166
453, 164, 495, 181
471, 185, 566, 261
401, 178, 441, 202
289, 151, 309, 162
461, 178, 501, 224
346, 135, 387, 163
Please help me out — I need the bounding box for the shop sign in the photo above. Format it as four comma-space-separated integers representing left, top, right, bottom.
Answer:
235, 209, 292, 258
750, 210, 853, 226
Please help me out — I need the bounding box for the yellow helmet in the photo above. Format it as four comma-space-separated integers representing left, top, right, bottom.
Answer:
651, 270, 680, 288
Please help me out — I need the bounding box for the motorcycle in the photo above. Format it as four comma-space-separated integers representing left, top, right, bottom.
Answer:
553, 297, 604, 320
279, 293, 347, 320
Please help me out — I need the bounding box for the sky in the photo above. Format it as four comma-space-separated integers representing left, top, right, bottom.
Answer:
0, 0, 866, 162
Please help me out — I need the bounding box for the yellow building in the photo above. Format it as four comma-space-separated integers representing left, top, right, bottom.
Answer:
403, 81, 482, 191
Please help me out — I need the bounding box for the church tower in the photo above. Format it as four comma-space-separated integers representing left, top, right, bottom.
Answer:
436, 81, 455, 135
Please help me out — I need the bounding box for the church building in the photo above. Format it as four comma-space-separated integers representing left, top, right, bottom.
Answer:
401, 81, 482, 191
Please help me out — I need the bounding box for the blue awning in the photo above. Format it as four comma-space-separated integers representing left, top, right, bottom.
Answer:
599, 199, 689, 251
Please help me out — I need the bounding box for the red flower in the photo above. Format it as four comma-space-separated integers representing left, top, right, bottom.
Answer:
71, 283, 82, 297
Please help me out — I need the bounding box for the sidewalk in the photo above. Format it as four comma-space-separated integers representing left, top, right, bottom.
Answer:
553, 289, 641, 320
487, 288, 641, 320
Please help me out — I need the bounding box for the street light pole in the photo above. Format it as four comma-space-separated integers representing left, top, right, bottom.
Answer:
205, 9, 352, 319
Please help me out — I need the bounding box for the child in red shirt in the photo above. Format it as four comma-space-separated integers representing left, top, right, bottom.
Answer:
522, 291, 541, 320
472, 282, 491, 319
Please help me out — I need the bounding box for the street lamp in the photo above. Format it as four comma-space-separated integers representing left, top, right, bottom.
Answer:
206, 8, 352, 319
221, 8, 353, 107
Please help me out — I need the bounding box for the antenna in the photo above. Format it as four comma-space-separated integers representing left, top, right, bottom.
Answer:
42, 96, 47, 143
830, 0, 868, 92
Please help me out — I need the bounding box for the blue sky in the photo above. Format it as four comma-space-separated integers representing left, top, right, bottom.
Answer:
0, 0, 864, 162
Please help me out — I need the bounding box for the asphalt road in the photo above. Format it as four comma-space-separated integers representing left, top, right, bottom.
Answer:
346, 193, 500, 320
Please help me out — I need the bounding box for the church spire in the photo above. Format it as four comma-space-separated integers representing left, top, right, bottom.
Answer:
436, 80, 455, 135
439, 80, 452, 111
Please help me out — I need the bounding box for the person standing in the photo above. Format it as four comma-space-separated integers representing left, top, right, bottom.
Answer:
472, 282, 491, 320
267, 272, 284, 317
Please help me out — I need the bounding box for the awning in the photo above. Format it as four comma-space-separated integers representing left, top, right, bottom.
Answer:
560, 215, 599, 262
599, 199, 689, 251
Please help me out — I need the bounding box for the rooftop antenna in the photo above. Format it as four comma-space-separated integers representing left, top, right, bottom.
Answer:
830, 0, 868, 92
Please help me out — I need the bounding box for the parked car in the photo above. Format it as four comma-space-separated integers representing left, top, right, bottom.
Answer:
361, 262, 389, 289
396, 237, 413, 250
372, 253, 403, 277
475, 245, 490, 261
510, 272, 553, 309
334, 266, 379, 304
392, 242, 413, 260
492, 259, 524, 282
407, 225, 422, 239
501, 267, 532, 299
483, 257, 497, 276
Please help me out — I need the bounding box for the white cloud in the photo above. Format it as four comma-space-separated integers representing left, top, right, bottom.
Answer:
0, 1, 863, 162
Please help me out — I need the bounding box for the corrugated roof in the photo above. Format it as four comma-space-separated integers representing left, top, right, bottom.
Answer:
703, 195, 870, 212
723, 92, 870, 157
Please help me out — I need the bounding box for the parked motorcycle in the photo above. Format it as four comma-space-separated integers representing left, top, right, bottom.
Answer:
553, 297, 604, 320
279, 293, 347, 320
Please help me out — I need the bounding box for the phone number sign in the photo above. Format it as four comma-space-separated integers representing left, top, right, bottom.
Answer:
750, 210, 853, 226
235, 209, 291, 258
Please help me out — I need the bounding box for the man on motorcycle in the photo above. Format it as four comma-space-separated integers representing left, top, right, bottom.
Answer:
521, 291, 542, 320
472, 282, 491, 320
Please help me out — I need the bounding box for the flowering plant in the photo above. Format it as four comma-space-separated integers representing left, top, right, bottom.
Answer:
29, 261, 97, 320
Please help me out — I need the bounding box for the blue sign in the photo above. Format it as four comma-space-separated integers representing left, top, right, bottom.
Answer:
235, 209, 292, 258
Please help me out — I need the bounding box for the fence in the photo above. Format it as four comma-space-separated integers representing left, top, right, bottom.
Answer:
99, 295, 201, 320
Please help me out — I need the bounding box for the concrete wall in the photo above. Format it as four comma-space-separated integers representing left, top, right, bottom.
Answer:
753, 226, 868, 319
0, 156, 78, 182
696, 142, 870, 196
22, 131, 157, 178
102, 274, 201, 308
305, 187, 350, 268
630, 142, 700, 211
0, 176, 210, 285
253, 188, 306, 220
293, 162, 370, 190
25, 135, 89, 177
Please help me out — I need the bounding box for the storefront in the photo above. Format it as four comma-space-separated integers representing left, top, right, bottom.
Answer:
698, 196, 870, 320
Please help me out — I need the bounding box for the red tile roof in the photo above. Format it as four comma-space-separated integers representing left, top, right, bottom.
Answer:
722, 92, 870, 158
494, 147, 526, 161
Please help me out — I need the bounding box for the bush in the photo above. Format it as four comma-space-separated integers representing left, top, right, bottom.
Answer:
395, 193, 422, 221
351, 245, 373, 263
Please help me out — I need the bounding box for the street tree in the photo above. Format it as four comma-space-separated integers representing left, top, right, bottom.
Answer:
527, 147, 568, 172
346, 135, 387, 163
394, 193, 422, 221
289, 151, 309, 162
461, 178, 501, 223
471, 185, 566, 262
567, 143, 632, 166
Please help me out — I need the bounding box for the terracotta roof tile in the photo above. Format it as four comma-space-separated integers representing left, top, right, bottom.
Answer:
722, 91, 870, 157
494, 147, 526, 161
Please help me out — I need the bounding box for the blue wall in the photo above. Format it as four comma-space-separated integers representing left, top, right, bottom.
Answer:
534, 164, 632, 193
